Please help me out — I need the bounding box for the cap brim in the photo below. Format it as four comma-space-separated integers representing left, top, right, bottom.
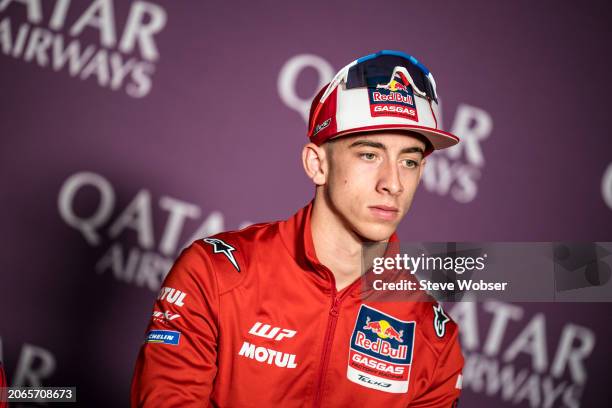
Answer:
331, 124, 459, 150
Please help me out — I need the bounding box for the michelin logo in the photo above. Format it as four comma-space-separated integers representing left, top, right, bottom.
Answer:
146, 330, 181, 345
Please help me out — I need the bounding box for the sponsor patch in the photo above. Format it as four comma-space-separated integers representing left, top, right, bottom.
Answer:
146, 330, 181, 345
152, 310, 181, 325
237, 341, 298, 368
313, 118, 331, 136
368, 71, 418, 121
248, 322, 297, 341
347, 305, 415, 393
157, 287, 187, 307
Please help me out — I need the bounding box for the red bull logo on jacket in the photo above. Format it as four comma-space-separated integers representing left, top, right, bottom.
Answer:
368, 71, 419, 121
363, 316, 404, 341
347, 305, 415, 393
354, 332, 408, 359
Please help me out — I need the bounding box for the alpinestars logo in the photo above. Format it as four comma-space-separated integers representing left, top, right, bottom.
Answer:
203, 237, 240, 272
433, 304, 450, 338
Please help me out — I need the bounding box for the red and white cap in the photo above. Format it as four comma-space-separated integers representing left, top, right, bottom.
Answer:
307, 52, 459, 154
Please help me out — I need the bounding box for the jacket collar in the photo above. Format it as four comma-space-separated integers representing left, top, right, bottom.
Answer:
278, 200, 324, 278
278, 200, 399, 294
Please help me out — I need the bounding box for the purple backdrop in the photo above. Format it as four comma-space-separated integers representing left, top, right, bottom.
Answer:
1, 0, 611, 407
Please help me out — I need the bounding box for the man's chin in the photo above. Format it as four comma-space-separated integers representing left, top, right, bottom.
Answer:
354, 223, 397, 243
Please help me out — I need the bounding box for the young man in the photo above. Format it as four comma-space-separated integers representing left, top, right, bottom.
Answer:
131, 50, 464, 407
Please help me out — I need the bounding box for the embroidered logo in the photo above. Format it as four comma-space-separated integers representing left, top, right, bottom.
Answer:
433, 304, 450, 338
368, 71, 418, 121
347, 305, 416, 393
203, 237, 240, 272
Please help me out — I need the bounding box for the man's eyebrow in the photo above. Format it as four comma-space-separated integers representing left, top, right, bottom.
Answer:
348, 140, 385, 149
348, 140, 425, 156
400, 146, 424, 156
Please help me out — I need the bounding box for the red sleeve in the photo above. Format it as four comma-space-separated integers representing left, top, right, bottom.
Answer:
0, 362, 7, 408
130, 242, 219, 407
409, 328, 464, 407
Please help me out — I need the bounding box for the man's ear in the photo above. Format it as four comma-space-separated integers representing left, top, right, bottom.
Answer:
302, 142, 328, 186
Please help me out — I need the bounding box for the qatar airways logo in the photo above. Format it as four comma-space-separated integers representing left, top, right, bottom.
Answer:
57, 171, 252, 291
277, 54, 493, 203
0, 336, 58, 388
449, 300, 596, 407
0, 0, 168, 98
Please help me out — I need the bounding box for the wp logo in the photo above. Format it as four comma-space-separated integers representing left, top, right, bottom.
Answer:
248, 322, 296, 341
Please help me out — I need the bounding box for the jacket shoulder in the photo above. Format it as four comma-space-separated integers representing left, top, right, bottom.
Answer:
413, 300, 460, 358
193, 220, 282, 294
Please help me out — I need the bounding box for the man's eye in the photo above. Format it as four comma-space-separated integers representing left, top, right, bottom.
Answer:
402, 160, 418, 168
360, 153, 377, 161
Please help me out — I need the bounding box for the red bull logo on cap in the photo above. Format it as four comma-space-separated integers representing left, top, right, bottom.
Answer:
368, 71, 418, 121
377, 72, 410, 92
347, 305, 416, 393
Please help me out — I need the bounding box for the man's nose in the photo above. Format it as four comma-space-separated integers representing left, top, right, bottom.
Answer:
377, 159, 403, 195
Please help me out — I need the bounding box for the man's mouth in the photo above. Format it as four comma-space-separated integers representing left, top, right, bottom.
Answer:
368, 205, 399, 221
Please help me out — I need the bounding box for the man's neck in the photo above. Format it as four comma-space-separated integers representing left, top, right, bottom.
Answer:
310, 196, 385, 291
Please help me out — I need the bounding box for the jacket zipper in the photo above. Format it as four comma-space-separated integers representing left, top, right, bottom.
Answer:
312, 278, 360, 408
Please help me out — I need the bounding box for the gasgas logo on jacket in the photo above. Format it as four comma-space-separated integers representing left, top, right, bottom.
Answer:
347, 305, 416, 393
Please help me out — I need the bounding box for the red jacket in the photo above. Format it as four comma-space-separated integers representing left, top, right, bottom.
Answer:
131, 201, 463, 407
0, 362, 6, 408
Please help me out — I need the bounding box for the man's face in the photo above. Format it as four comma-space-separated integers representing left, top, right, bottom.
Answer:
322, 131, 427, 242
